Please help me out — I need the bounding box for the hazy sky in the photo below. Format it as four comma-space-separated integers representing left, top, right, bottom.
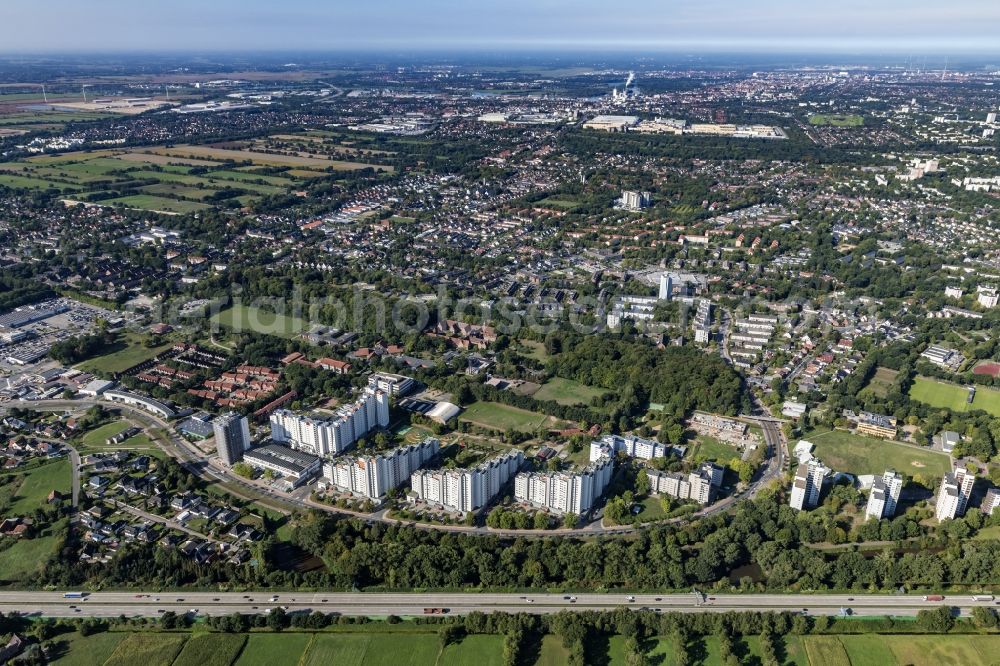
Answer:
3, 0, 998, 53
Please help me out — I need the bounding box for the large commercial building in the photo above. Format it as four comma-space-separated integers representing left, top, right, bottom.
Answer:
513, 457, 613, 515
647, 462, 722, 505
789, 460, 827, 511
589, 433, 666, 463
865, 470, 903, 520
935, 467, 975, 521
410, 450, 524, 514
269, 388, 389, 456
242, 444, 321, 487
321, 437, 440, 501
213, 412, 251, 466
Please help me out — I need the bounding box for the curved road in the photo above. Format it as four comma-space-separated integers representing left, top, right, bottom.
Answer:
5, 397, 787, 537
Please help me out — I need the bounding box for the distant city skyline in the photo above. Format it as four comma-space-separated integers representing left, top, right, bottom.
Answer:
2, 0, 999, 54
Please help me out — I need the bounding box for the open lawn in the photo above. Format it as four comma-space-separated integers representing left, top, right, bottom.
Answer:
103, 633, 186, 666
147, 145, 393, 172
8, 459, 71, 514
533, 377, 608, 406
689, 435, 738, 463
172, 633, 247, 666
535, 635, 571, 666
234, 633, 311, 666
104, 194, 212, 214
0, 517, 66, 581
910, 376, 1000, 417
459, 401, 564, 433
81, 420, 134, 447
803, 635, 851, 666
809, 113, 864, 126
77, 336, 173, 374
211, 303, 307, 338
519, 340, 549, 361
807, 429, 950, 477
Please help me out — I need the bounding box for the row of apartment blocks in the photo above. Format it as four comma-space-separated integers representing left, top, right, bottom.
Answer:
409, 450, 525, 514
589, 433, 670, 463
514, 457, 614, 515
269, 387, 390, 457
647, 462, 723, 505
320, 437, 440, 501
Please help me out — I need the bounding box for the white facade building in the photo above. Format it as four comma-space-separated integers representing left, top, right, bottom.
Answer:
270, 388, 389, 456
589, 433, 667, 463
789, 459, 827, 511
321, 437, 439, 501
410, 450, 524, 513
865, 470, 903, 520
935, 467, 975, 521
647, 462, 721, 506
513, 457, 613, 515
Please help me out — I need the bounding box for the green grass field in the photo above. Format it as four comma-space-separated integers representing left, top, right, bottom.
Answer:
689, 435, 738, 464
81, 420, 134, 447
48, 631, 127, 666
535, 635, 571, 666
301, 633, 440, 666
807, 429, 951, 477
7, 459, 71, 514
909, 376, 1000, 417
76, 336, 174, 375
519, 340, 549, 361
211, 304, 306, 338
459, 401, 563, 433
0, 517, 67, 581
441, 635, 504, 666
533, 377, 609, 406
172, 633, 247, 666
235, 633, 312, 666
809, 114, 864, 127
103, 633, 186, 666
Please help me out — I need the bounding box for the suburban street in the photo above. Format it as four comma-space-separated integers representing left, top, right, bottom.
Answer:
0, 591, 989, 619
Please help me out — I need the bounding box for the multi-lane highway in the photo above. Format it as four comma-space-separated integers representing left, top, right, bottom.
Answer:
0, 591, 989, 619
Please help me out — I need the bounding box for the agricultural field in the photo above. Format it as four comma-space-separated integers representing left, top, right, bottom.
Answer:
172, 634, 247, 666
809, 114, 864, 126
48, 631, 127, 665
532, 376, 609, 406
301, 633, 440, 666
807, 429, 951, 477
909, 376, 1000, 417
440, 635, 505, 666
0, 138, 383, 213
234, 633, 311, 666
103, 633, 187, 666
459, 401, 566, 433
210, 303, 307, 338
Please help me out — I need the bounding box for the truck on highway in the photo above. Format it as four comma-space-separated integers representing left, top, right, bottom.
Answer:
423, 608, 449, 615
972, 595, 995, 602
62, 592, 86, 599
923, 595, 945, 602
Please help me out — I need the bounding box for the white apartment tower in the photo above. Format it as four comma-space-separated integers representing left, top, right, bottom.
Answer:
935, 467, 975, 521
513, 457, 613, 514
213, 412, 251, 466
321, 437, 439, 501
865, 470, 904, 520
789, 460, 827, 511
410, 450, 524, 514
270, 388, 390, 456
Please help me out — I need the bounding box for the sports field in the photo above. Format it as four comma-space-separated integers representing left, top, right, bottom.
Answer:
532, 376, 608, 406
909, 376, 1000, 417
807, 429, 950, 477
459, 401, 565, 433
